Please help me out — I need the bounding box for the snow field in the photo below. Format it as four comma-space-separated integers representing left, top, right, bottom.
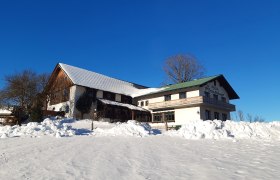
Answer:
1, 136, 280, 179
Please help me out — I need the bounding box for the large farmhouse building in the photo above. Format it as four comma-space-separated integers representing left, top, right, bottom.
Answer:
44, 63, 239, 124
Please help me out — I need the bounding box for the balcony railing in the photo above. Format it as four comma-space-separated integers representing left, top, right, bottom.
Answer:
148, 96, 235, 111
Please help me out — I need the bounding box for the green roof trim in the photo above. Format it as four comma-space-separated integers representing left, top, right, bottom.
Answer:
160, 75, 220, 93
139, 74, 239, 100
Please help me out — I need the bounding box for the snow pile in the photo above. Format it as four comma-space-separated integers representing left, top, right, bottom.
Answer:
166, 120, 230, 139
93, 120, 152, 137
0, 118, 75, 138
224, 120, 280, 139
166, 119, 280, 140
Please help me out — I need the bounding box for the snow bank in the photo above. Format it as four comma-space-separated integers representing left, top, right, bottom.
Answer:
93, 120, 152, 137
1, 118, 280, 140
0, 118, 75, 138
166, 119, 280, 140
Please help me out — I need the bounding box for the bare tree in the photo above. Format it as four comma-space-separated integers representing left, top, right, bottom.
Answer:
163, 54, 205, 84
0, 70, 49, 123
247, 113, 253, 123
237, 110, 244, 121
254, 115, 265, 122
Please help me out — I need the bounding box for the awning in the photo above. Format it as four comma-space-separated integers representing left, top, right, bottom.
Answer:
98, 99, 149, 112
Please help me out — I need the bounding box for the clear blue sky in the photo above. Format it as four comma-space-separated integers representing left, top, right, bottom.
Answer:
0, 0, 280, 121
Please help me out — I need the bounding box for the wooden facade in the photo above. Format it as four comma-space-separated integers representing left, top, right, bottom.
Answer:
45, 66, 73, 107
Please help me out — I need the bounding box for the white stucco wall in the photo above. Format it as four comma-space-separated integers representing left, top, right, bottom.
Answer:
174, 107, 201, 125
187, 90, 200, 98
149, 96, 165, 103
171, 94, 179, 100
139, 89, 200, 106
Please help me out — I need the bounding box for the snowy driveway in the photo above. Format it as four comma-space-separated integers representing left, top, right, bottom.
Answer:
0, 136, 279, 180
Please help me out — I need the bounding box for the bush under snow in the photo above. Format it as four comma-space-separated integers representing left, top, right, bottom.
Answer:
166, 119, 280, 140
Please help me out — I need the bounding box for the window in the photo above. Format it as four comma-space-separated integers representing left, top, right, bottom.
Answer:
213, 94, 218, 101
121, 95, 132, 104
104, 91, 115, 101
145, 100, 149, 106
153, 113, 162, 122
221, 97, 226, 102
164, 112, 175, 122
214, 81, 216, 86
205, 110, 211, 120
214, 112, 220, 120
205, 92, 210, 98
164, 94, 171, 101
222, 113, 227, 121
141, 101, 144, 106
179, 92, 186, 99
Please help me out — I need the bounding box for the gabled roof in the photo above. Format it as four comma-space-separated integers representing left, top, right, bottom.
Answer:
138, 75, 239, 100
58, 63, 148, 96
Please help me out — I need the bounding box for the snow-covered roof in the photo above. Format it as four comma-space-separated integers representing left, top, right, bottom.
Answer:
0, 109, 12, 115
98, 99, 149, 112
59, 63, 160, 97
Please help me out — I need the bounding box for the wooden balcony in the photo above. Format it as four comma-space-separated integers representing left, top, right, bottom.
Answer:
148, 96, 236, 111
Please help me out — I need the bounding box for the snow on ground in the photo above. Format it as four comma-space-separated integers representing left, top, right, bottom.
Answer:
1, 118, 280, 179
0, 136, 280, 179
